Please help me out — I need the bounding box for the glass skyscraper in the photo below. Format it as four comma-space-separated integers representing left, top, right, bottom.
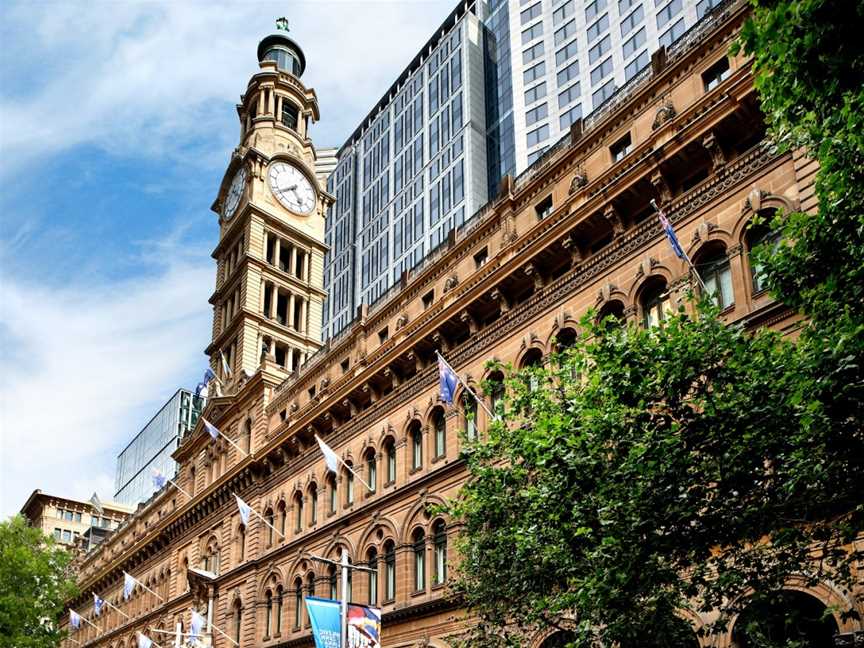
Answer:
114, 389, 202, 506
322, 0, 715, 340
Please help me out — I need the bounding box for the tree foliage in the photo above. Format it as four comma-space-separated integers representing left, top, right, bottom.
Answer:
0, 515, 78, 648
447, 306, 863, 647
446, 1, 864, 645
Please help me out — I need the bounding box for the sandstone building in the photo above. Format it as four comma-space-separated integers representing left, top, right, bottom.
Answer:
62, 3, 863, 648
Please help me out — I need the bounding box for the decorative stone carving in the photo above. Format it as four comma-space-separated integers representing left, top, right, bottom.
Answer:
396, 313, 409, 330
702, 131, 727, 170
603, 204, 626, 236
652, 97, 677, 130
690, 221, 718, 245
651, 170, 673, 204
459, 309, 479, 334
745, 187, 767, 213
490, 288, 510, 313
523, 262, 544, 289
568, 168, 588, 193
443, 275, 459, 292
562, 236, 584, 263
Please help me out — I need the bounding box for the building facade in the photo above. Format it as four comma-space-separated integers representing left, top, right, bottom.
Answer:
62, 4, 863, 648
20, 490, 133, 552
114, 389, 203, 506
322, 0, 721, 341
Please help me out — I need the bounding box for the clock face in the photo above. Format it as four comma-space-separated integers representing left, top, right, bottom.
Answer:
268, 161, 316, 214
222, 166, 247, 221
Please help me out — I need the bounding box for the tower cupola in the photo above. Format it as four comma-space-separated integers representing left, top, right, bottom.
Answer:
257, 18, 306, 77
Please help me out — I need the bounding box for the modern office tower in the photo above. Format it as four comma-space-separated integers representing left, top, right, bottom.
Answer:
512, 0, 714, 167
314, 146, 338, 185
114, 389, 202, 505
322, 0, 717, 341
322, 2, 490, 340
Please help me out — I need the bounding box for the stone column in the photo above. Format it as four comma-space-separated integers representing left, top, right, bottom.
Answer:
270, 285, 279, 320
287, 347, 295, 371
257, 90, 265, 117
299, 298, 307, 334
276, 95, 283, 122
273, 237, 282, 270
267, 88, 275, 116
289, 246, 298, 278
288, 293, 296, 329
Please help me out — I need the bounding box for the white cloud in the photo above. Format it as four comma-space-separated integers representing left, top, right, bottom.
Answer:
0, 242, 213, 517
0, 0, 456, 175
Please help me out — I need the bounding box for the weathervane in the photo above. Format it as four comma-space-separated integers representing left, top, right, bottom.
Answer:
275, 17, 290, 32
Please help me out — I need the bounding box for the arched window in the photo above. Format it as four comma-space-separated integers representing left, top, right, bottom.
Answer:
460, 395, 477, 442
596, 300, 625, 330
327, 475, 337, 514
309, 484, 318, 526
410, 421, 423, 470
733, 590, 839, 648
539, 631, 577, 648
264, 508, 275, 546
202, 537, 220, 575
412, 529, 426, 591
555, 327, 578, 351
385, 437, 397, 484
265, 590, 273, 637
242, 418, 252, 454
431, 407, 447, 455
344, 463, 355, 506
365, 450, 377, 493
641, 279, 672, 328
747, 216, 781, 294
277, 501, 287, 538
520, 349, 544, 392
697, 245, 734, 309
305, 573, 315, 624
275, 585, 283, 635
384, 540, 396, 601
232, 599, 242, 645
432, 520, 447, 585
293, 493, 303, 533
486, 370, 505, 416
293, 578, 303, 629
327, 566, 337, 600
237, 524, 246, 563
366, 547, 378, 605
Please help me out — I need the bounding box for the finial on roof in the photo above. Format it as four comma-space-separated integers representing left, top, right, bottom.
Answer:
275, 17, 290, 32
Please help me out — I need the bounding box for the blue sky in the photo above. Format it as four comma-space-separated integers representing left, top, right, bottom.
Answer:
0, 0, 455, 517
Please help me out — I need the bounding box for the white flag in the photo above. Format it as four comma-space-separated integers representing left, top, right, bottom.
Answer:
235, 495, 252, 526
315, 435, 341, 474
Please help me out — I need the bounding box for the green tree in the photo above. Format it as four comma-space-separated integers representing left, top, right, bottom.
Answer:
447, 306, 863, 647
0, 515, 78, 648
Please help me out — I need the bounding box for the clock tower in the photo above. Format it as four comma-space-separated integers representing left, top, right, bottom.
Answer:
207, 21, 332, 383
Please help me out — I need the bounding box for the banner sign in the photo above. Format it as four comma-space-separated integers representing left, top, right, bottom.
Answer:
306, 597, 382, 648
306, 597, 341, 648
347, 603, 381, 648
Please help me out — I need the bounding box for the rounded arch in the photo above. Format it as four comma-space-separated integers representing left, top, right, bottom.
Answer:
320, 534, 357, 561
632, 273, 674, 328
515, 338, 546, 369
731, 589, 840, 648
733, 191, 796, 242
399, 494, 447, 545
548, 325, 579, 353
357, 515, 400, 555
596, 298, 626, 327
256, 567, 286, 600
626, 264, 675, 306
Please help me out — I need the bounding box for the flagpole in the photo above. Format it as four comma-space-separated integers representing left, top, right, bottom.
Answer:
72, 611, 99, 630
166, 477, 193, 499
314, 435, 374, 492
650, 199, 709, 292
204, 620, 240, 646
232, 492, 286, 539
99, 596, 131, 620
138, 632, 163, 648
126, 572, 165, 602
436, 351, 498, 422
203, 419, 249, 458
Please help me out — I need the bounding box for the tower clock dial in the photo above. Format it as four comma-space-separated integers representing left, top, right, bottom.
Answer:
222, 166, 247, 221
268, 161, 316, 214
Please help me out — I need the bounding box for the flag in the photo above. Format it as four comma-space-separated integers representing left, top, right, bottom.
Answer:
655, 203, 686, 260
235, 495, 252, 526
137, 632, 153, 648
190, 609, 206, 639
93, 593, 104, 616
315, 435, 341, 474
202, 419, 220, 441
438, 354, 458, 405
70, 610, 81, 629
152, 468, 167, 490
123, 572, 136, 600
195, 368, 216, 398
220, 350, 232, 376
89, 492, 104, 515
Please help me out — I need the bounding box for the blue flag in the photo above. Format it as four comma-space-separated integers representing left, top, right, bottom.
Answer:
438, 354, 458, 405
203, 419, 221, 441
657, 208, 686, 261
195, 368, 216, 398
190, 609, 206, 639
123, 572, 136, 600
70, 610, 81, 629
152, 469, 167, 490
235, 494, 252, 526
306, 596, 341, 648
93, 593, 104, 616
